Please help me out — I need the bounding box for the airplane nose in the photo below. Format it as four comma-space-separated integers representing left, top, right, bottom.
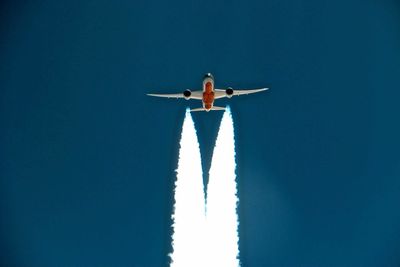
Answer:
204, 73, 213, 79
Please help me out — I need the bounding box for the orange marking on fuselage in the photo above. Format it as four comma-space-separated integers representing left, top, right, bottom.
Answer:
203, 81, 214, 110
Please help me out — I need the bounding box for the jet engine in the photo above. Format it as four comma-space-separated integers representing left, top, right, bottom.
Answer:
183, 89, 191, 100
226, 87, 234, 98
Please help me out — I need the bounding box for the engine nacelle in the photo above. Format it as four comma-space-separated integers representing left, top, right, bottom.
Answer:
226, 87, 234, 98
183, 89, 191, 100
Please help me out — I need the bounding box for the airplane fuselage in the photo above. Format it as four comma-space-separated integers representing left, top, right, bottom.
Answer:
202, 74, 215, 111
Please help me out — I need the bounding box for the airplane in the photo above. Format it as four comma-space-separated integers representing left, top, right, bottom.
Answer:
147, 73, 269, 112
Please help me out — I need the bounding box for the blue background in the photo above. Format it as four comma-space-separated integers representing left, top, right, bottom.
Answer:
1, 0, 400, 266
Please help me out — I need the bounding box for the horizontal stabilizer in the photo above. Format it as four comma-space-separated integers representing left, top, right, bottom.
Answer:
190, 106, 226, 112
211, 106, 225, 111
190, 107, 206, 112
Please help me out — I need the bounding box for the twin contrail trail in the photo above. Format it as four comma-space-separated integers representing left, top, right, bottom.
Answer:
170, 107, 240, 267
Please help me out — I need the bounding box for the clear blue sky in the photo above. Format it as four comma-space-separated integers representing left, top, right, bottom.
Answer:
1, 0, 400, 266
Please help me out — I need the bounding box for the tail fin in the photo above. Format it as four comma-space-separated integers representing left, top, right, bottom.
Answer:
190, 106, 225, 112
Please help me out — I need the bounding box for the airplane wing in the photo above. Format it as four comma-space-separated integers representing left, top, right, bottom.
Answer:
214, 88, 269, 99
147, 90, 203, 100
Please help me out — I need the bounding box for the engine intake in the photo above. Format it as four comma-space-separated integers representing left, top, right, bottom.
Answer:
183, 89, 191, 100
226, 87, 234, 98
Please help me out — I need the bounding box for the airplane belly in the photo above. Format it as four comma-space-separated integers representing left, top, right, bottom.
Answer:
203, 81, 215, 110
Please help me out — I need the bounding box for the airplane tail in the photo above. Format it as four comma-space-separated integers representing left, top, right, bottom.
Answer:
190, 106, 225, 112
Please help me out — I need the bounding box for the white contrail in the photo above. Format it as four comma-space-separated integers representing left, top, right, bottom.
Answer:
170, 108, 206, 267
205, 106, 240, 267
